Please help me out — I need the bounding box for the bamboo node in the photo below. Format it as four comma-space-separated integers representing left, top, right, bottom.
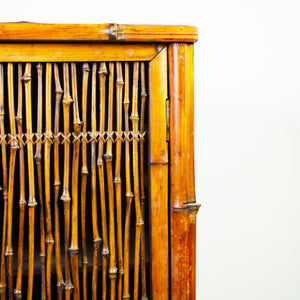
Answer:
21, 74, 31, 83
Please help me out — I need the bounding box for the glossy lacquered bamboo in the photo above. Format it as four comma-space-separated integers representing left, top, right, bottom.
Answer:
24, 63, 38, 300
53, 63, 64, 299
168, 43, 200, 300
115, 62, 124, 300
70, 62, 81, 300
105, 62, 117, 300
0, 23, 198, 42
90, 62, 101, 300
122, 62, 133, 300
149, 48, 169, 299
0, 64, 8, 300
34, 62, 46, 300
81, 62, 89, 300
139, 62, 148, 300
61, 63, 73, 299
97, 62, 109, 300
14, 63, 26, 300
0, 43, 163, 63
6, 63, 18, 300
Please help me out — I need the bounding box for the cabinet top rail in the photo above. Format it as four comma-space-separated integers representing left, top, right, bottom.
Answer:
0, 23, 198, 43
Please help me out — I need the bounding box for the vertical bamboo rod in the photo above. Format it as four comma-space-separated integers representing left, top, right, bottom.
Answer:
6, 62, 19, 300
34, 62, 46, 300
81, 62, 89, 300
105, 62, 118, 300
0, 64, 8, 300
53, 63, 64, 299
115, 62, 124, 300
24, 63, 38, 300
97, 62, 109, 300
122, 62, 134, 300
14, 63, 26, 300
90, 62, 101, 300
61, 62, 73, 300
131, 62, 143, 300
139, 62, 148, 300
44, 62, 54, 300
70, 62, 81, 300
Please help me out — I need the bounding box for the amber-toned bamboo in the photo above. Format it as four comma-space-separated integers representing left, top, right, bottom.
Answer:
105, 62, 117, 300
122, 62, 133, 300
44, 63, 54, 300
97, 62, 109, 300
23, 63, 38, 300
115, 62, 124, 300
34, 62, 46, 300
61, 63, 73, 299
69, 62, 81, 300
14, 63, 26, 300
90, 63, 101, 300
139, 62, 148, 300
53, 63, 64, 299
81, 62, 89, 300
0, 64, 8, 300
5, 63, 18, 300
131, 62, 143, 300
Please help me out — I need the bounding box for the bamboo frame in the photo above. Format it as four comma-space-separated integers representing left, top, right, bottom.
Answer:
14, 63, 26, 300
70, 62, 81, 300
35, 62, 46, 300
61, 63, 73, 300
81, 62, 89, 300
0, 64, 8, 300
24, 63, 38, 300
0, 25, 199, 299
168, 43, 200, 300
97, 62, 109, 300
148, 48, 169, 299
53, 63, 64, 299
0, 23, 198, 42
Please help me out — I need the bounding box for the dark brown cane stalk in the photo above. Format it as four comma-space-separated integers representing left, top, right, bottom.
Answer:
45, 63, 54, 300
53, 63, 64, 299
14, 63, 26, 300
81, 62, 89, 300
6, 63, 19, 300
115, 62, 124, 300
97, 62, 109, 300
131, 62, 143, 300
34, 63, 46, 300
105, 62, 117, 300
70, 62, 81, 300
24, 63, 38, 300
122, 62, 134, 300
61, 63, 73, 300
139, 62, 148, 300
0, 64, 8, 300
90, 63, 101, 300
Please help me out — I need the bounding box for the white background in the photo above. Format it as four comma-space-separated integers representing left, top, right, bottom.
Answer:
1, 0, 300, 299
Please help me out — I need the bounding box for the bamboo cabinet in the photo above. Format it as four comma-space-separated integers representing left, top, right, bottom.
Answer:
0, 23, 200, 300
